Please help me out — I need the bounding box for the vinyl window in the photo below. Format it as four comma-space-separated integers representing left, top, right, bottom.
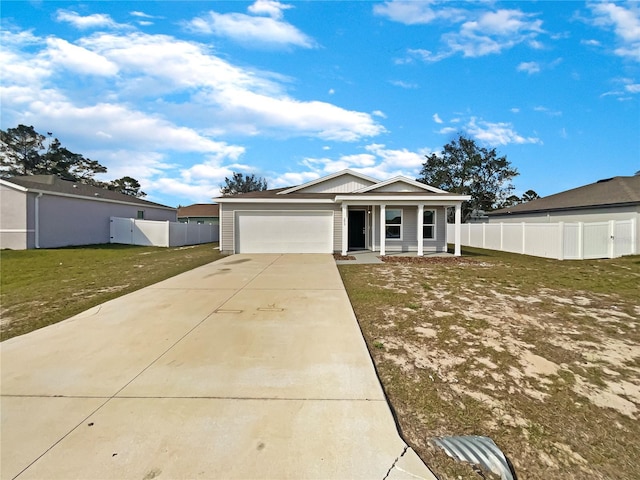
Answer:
385, 209, 402, 240
423, 209, 436, 239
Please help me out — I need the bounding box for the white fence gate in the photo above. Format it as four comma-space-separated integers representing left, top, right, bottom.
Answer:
447, 219, 637, 260
110, 217, 219, 247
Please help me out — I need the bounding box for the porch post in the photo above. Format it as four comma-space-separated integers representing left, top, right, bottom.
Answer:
380, 204, 386, 256
454, 203, 462, 256
417, 204, 424, 256
371, 206, 376, 251
341, 204, 348, 256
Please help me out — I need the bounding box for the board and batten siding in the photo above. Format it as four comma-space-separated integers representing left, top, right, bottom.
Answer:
372, 205, 448, 253
220, 203, 342, 254
295, 174, 375, 194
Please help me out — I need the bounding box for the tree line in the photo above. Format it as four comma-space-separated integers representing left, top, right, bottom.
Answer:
0, 125, 145, 197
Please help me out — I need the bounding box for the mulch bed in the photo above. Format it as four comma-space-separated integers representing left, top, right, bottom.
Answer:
333, 253, 357, 260
380, 256, 481, 265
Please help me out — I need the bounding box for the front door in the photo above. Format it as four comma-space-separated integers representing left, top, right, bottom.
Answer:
348, 210, 366, 250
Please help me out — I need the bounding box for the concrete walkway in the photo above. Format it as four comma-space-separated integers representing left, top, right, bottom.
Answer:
1, 254, 437, 480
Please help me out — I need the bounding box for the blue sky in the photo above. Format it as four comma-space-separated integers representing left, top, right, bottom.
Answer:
2, 1, 638, 207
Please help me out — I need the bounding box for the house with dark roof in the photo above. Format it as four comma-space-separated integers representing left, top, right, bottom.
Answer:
177, 204, 219, 225
0, 175, 176, 249
214, 169, 470, 256
489, 176, 640, 222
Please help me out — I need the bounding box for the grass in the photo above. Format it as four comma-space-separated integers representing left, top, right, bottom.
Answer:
339, 247, 640, 480
0, 243, 223, 340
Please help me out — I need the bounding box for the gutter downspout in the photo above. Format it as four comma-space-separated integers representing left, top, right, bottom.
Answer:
35, 193, 43, 249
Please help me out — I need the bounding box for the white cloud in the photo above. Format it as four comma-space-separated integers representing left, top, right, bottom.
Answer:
444, 9, 544, 58
294, 143, 432, 186
465, 117, 541, 146
248, 0, 292, 19
78, 32, 382, 141
510, 107, 520, 113
533, 106, 562, 116
55, 10, 125, 30
588, 2, 640, 61
184, 3, 314, 49
433, 113, 443, 124
130, 11, 161, 19
400, 8, 546, 62
517, 61, 540, 74
581, 38, 602, 46
328, 88, 335, 95
373, 0, 464, 25
626, 83, 640, 93
389, 79, 419, 88
45, 38, 118, 76
372, 110, 387, 118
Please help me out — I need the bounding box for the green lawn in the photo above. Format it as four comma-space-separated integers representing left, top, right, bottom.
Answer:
0, 243, 223, 340
339, 248, 640, 480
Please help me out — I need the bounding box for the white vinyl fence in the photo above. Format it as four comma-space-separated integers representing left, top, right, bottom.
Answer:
110, 217, 218, 247
447, 219, 637, 260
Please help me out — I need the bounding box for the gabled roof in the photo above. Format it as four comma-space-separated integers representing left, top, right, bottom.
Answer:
354, 176, 447, 194
490, 175, 640, 216
277, 169, 379, 194
177, 203, 219, 217
215, 169, 470, 203
1, 175, 174, 210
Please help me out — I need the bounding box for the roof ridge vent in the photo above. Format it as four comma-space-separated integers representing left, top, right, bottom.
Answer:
596, 177, 614, 183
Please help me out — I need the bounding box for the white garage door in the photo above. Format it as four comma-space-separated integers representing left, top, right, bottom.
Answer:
236, 211, 333, 253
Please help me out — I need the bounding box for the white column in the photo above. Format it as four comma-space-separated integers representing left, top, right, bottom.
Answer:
371, 206, 376, 251
341, 204, 348, 255
454, 203, 462, 256
417, 204, 424, 256
380, 204, 386, 256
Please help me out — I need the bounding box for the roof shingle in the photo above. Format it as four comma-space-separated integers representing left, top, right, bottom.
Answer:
490, 176, 640, 216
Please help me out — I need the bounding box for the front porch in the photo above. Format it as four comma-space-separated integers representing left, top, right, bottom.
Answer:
339, 202, 464, 257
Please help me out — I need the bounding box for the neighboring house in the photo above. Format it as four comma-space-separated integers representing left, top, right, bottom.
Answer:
1, 175, 176, 250
489, 175, 639, 220
177, 203, 219, 225
488, 175, 640, 255
215, 169, 470, 256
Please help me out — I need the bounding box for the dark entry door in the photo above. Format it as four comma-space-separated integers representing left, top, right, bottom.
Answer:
348, 210, 366, 250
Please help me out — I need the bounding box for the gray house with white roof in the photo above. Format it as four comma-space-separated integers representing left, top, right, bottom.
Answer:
215, 169, 470, 256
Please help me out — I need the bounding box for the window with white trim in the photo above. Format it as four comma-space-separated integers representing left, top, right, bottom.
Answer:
423, 209, 436, 239
385, 209, 402, 239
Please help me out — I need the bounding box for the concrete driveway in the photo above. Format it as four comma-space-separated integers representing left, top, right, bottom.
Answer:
1, 254, 436, 480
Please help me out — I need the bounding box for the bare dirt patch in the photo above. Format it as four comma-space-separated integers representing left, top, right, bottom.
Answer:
340, 249, 640, 480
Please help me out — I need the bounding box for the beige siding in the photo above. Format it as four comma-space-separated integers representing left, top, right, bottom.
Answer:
220, 203, 341, 254
296, 174, 375, 194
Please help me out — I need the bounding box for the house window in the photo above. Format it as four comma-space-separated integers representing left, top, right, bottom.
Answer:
385, 209, 402, 239
137, 210, 144, 219
423, 209, 436, 239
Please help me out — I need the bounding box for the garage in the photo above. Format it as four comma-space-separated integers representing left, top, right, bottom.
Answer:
235, 210, 334, 253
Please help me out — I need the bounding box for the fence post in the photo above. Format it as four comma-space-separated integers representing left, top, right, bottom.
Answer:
522, 222, 526, 254
558, 222, 564, 260
631, 218, 637, 255
609, 220, 615, 258
578, 222, 584, 260
500, 223, 504, 250
482, 223, 486, 248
